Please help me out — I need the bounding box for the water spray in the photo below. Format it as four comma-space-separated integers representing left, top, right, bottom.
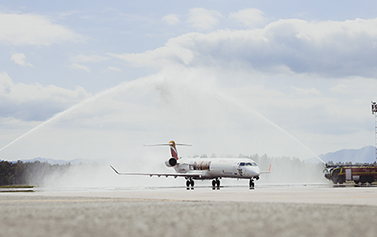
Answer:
213, 91, 326, 164
0, 77, 157, 153
0, 71, 325, 166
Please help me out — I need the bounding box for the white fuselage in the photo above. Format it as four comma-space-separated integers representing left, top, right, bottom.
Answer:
174, 158, 261, 179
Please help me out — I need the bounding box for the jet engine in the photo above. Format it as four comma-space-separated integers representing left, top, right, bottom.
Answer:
165, 158, 177, 167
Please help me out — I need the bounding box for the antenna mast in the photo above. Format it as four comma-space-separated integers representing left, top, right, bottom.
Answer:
372, 101, 377, 160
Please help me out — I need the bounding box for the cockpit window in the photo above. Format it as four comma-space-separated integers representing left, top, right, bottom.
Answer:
241, 162, 257, 166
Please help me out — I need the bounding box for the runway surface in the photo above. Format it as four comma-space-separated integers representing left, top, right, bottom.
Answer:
1, 184, 377, 237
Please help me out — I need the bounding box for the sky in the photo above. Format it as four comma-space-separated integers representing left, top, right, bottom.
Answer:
1, 0, 377, 163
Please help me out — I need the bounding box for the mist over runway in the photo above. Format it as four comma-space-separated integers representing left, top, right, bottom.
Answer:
2, 185, 377, 237
29, 184, 377, 206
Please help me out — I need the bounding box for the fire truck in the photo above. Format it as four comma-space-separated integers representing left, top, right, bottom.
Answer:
324, 165, 377, 184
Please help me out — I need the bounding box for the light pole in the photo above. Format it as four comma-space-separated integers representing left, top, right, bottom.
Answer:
371, 101, 377, 160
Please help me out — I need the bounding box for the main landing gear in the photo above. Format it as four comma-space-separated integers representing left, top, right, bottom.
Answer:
185, 178, 257, 190
212, 178, 220, 190
186, 178, 194, 190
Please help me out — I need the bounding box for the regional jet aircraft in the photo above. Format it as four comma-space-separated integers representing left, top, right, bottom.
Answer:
110, 140, 271, 189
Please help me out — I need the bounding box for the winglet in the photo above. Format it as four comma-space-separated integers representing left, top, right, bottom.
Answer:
268, 164, 271, 172
110, 165, 120, 175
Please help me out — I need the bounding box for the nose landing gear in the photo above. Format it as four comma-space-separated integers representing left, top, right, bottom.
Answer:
249, 179, 255, 190
186, 178, 194, 190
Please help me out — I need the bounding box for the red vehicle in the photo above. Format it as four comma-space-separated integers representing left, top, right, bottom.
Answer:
324, 165, 377, 184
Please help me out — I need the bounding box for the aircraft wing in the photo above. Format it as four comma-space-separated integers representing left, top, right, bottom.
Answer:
260, 164, 272, 174
110, 165, 202, 178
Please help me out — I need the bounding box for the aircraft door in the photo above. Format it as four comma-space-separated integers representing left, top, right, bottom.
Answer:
236, 162, 245, 177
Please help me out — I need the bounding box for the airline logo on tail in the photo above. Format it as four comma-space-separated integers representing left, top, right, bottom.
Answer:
169, 140, 179, 160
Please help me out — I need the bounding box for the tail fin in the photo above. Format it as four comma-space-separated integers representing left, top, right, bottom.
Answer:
169, 141, 179, 160
144, 140, 191, 160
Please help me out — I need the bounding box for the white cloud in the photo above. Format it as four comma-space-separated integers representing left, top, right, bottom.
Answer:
291, 86, 321, 96
108, 41, 194, 67
330, 78, 377, 97
187, 8, 222, 31
162, 14, 181, 25
57, 10, 82, 19
70, 54, 110, 63
0, 13, 84, 46
11, 53, 34, 67
70, 63, 91, 72
0, 72, 13, 94
112, 17, 377, 78
107, 66, 121, 72
331, 83, 347, 94
229, 8, 266, 27
0, 72, 90, 121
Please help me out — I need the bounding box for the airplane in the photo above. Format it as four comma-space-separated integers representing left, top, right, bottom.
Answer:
110, 140, 271, 190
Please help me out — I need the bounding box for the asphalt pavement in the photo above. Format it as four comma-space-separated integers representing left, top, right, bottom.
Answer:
1, 186, 377, 237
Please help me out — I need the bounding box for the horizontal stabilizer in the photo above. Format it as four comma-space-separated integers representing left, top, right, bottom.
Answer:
260, 164, 272, 174
143, 144, 192, 146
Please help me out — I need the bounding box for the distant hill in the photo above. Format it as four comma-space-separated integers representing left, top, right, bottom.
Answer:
319, 146, 376, 164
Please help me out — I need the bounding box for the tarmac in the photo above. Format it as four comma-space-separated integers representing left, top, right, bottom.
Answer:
1, 184, 377, 237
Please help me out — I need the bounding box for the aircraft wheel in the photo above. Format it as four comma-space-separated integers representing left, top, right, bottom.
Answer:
190, 179, 195, 189
186, 180, 191, 189
216, 179, 220, 189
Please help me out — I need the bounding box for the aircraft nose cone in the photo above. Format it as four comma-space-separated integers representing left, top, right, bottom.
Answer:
247, 167, 260, 177
254, 168, 261, 176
